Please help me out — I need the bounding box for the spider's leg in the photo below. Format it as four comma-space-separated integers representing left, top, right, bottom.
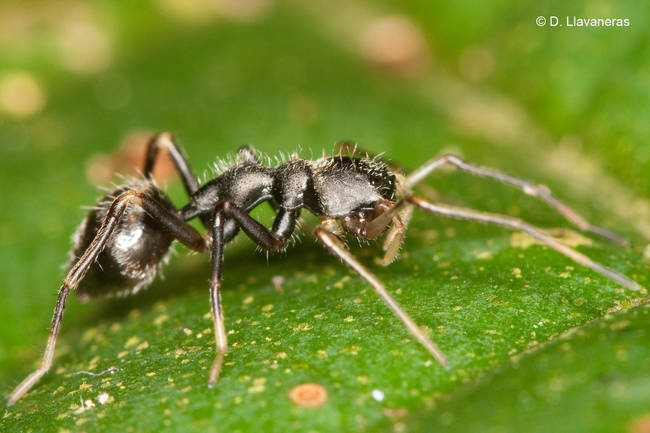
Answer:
7, 284, 71, 407
206, 200, 297, 386
314, 224, 449, 368
381, 203, 414, 265
407, 154, 628, 245
7, 191, 206, 406
144, 132, 200, 195
357, 174, 416, 265
208, 208, 227, 386
408, 195, 641, 291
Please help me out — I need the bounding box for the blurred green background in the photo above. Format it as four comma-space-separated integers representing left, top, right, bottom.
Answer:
1, 1, 649, 432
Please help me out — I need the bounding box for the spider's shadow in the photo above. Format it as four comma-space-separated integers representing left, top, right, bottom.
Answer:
92, 239, 319, 322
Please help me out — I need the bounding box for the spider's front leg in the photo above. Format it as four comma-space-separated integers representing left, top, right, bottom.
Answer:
144, 132, 200, 195
7, 188, 207, 406
313, 223, 449, 368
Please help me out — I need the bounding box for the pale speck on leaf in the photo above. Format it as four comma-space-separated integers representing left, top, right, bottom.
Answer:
371, 389, 385, 402
124, 336, 141, 349
153, 314, 169, 326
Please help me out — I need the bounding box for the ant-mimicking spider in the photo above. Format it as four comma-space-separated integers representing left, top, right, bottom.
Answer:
7, 132, 641, 406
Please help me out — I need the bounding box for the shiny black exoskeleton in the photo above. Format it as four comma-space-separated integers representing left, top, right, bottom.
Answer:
182, 152, 396, 245
70, 179, 177, 299
11, 132, 638, 406
71, 142, 396, 298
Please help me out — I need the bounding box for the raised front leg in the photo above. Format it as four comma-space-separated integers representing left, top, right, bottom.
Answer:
144, 132, 200, 195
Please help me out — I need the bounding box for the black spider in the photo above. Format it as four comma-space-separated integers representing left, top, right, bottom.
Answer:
8, 133, 640, 406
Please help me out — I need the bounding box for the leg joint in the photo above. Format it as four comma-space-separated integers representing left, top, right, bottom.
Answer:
113, 190, 144, 207
440, 153, 464, 165
215, 199, 235, 215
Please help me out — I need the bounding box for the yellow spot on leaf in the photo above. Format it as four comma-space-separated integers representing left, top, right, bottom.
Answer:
510, 229, 592, 249
124, 336, 140, 349
342, 345, 361, 355
610, 320, 630, 331
292, 322, 313, 331
334, 276, 350, 288
82, 327, 99, 343
357, 376, 369, 384
248, 377, 267, 393
475, 251, 493, 260
136, 341, 149, 351
154, 314, 169, 325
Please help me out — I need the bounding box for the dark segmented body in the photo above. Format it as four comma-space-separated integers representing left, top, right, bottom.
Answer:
9, 134, 639, 407
73, 154, 395, 298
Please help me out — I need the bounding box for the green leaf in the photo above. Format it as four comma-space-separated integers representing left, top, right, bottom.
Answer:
405, 304, 650, 433
1, 1, 649, 432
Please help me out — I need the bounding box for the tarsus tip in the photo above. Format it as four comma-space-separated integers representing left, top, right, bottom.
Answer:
7, 395, 18, 407
630, 282, 644, 292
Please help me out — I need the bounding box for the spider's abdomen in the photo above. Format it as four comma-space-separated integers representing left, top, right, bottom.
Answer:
69, 180, 176, 300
